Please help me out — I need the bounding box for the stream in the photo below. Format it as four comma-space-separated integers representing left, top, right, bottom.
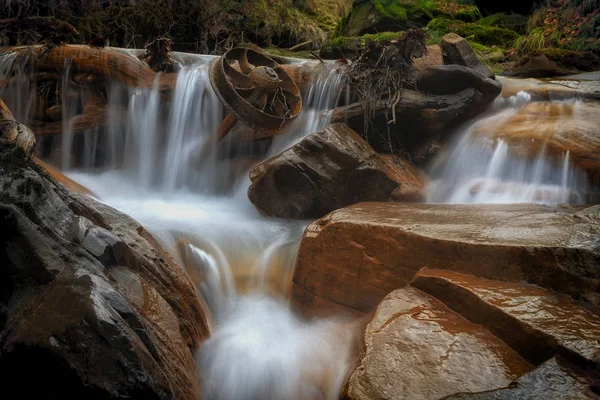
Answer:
1, 49, 598, 399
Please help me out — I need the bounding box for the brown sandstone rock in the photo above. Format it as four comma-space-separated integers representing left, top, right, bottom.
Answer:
412, 269, 600, 367
473, 101, 600, 174
413, 44, 443, 71
292, 203, 600, 314
248, 123, 424, 219
441, 33, 494, 79
0, 109, 209, 399
343, 286, 532, 400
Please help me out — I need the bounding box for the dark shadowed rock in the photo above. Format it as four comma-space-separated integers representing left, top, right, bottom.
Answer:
343, 286, 532, 400
292, 203, 600, 314
0, 103, 209, 400
441, 33, 494, 79
248, 123, 424, 219
503, 54, 575, 78
416, 65, 502, 101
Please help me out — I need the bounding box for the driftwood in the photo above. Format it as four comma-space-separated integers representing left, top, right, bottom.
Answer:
0, 45, 319, 136
31, 108, 108, 136
1, 45, 314, 93
2, 45, 176, 95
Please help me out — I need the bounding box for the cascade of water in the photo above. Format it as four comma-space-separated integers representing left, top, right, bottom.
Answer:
57, 60, 354, 400
427, 93, 591, 204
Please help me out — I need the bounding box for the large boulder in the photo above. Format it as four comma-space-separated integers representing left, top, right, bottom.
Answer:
331, 88, 496, 162
416, 64, 502, 101
412, 269, 600, 367
343, 286, 532, 400
473, 101, 600, 174
248, 123, 425, 219
0, 101, 209, 399
292, 203, 600, 314
440, 33, 494, 79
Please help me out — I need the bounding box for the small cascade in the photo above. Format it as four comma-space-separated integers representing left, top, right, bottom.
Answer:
50, 58, 353, 400
427, 93, 592, 204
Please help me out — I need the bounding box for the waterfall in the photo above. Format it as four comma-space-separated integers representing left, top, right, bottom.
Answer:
39, 57, 355, 400
427, 92, 591, 204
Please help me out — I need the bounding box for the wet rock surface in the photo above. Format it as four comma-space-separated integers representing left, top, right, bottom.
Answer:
440, 33, 494, 79
412, 269, 600, 367
248, 123, 424, 219
343, 286, 532, 400
292, 203, 600, 313
334, 88, 494, 161
416, 64, 502, 101
473, 101, 600, 174
445, 357, 596, 400
0, 115, 209, 399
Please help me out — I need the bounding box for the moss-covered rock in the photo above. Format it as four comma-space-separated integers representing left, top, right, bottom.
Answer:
478, 12, 528, 34
427, 17, 519, 46
320, 31, 407, 58
420, 0, 482, 22
540, 47, 600, 72
337, 0, 482, 37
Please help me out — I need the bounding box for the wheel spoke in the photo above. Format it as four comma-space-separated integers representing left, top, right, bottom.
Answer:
238, 49, 254, 74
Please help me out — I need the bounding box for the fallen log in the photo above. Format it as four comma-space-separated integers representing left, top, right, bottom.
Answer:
30, 107, 107, 136
1, 45, 317, 93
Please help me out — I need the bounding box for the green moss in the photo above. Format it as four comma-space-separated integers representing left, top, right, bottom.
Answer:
427, 17, 519, 46
322, 31, 407, 58
263, 46, 312, 58
418, 0, 481, 22
372, 0, 411, 21
362, 31, 407, 42
329, 31, 405, 48
478, 12, 527, 34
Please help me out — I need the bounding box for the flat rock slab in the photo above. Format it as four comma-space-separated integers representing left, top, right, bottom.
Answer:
413, 269, 600, 367
292, 203, 600, 313
343, 287, 531, 400
445, 358, 596, 400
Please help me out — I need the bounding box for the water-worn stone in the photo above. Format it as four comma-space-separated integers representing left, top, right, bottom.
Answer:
248, 123, 424, 219
343, 286, 532, 400
292, 203, 600, 313
416, 65, 502, 101
0, 123, 209, 399
503, 54, 575, 78
412, 269, 600, 367
332, 88, 493, 160
473, 101, 600, 175
445, 358, 596, 400
441, 33, 494, 79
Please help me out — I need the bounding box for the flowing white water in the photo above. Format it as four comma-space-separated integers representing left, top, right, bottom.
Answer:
34, 59, 356, 399
427, 92, 591, 204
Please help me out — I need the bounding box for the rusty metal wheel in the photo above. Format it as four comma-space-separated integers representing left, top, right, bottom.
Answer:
209, 46, 302, 131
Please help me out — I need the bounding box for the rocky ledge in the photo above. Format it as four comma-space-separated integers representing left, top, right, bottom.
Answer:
292, 201, 600, 399
0, 101, 209, 399
293, 202, 600, 314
